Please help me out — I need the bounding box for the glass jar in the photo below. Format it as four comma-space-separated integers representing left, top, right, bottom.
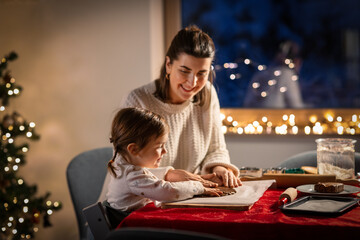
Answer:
316, 138, 356, 179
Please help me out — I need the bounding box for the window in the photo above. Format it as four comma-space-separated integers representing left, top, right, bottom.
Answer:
182, 0, 360, 108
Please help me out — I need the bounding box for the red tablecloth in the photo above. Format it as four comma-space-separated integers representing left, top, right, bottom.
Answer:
118, 189, 360, 240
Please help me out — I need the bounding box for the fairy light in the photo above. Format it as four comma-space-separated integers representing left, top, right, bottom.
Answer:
22, 147, 28, 153
352, 114, 357, 122
350, 128, 356, 135
309, 115, 317, 123
18, 179, 23, 185
221, 126, 227, 134
220, 113, 225, 121
313, 122, 323, 134
274, 70, 281, 76
289, 114, 295, 126
0, 106, 5, 111
26, 132, 32, 137
220, 111, 360, 136
252, 82, 260, 89
337, 126, 344, 135
291, 75, 298, 81
279, 87, 287, 92
261, 91, 267, 97
326, 115, 334, 122
244, 59, 251, 65
29, 122, 36, 128
292, 126, 298, 134
268, 79, 276, 86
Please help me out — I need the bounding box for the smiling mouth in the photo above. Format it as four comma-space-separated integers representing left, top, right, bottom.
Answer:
180, 84, 194, 92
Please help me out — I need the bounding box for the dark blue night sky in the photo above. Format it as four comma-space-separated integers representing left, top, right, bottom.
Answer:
182, 0, 360, 108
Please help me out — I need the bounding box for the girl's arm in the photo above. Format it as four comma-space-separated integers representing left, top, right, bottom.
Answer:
126, 168, 205, 202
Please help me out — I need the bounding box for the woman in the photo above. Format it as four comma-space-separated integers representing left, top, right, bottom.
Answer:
120, 25, 240, 188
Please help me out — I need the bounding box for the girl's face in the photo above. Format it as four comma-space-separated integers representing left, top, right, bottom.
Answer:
166, 53, 212, 104
130, 133, 168, 168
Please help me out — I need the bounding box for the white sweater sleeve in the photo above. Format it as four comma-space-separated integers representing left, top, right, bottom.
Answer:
127, 169, 204, 202
200, 86, 240, 177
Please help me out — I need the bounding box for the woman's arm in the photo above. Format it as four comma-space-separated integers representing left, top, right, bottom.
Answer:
164, 169, 219, 187
200, 85, 241, 187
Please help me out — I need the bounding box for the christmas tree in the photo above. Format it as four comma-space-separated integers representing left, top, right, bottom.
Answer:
0, 52, 61, 240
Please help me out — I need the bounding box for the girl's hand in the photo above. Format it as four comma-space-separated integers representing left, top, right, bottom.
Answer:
165, 169, 218, 187
212, 166, 242, 188
203, 187, 223, 197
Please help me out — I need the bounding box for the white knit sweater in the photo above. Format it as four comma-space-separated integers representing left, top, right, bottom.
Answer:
121, 81, 239, 177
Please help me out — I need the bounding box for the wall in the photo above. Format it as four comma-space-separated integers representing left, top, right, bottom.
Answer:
1, 1, 359, 240
0, 0, 164, 239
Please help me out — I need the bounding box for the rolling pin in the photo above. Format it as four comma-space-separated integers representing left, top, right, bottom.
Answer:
278, 187, 298, 206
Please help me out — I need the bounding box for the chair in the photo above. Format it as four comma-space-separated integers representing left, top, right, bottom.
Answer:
67, 147, 113, 240
276, 150, 360, 174
105, 227, 230, 240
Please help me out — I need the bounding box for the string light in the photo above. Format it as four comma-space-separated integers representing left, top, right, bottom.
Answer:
216, 56, 300, 100
221, 111, 360, 136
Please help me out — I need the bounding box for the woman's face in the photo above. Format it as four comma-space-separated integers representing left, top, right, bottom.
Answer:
166, 53, 212, 104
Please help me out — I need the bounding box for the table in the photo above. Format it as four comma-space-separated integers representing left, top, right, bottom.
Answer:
118, 189, 360, 240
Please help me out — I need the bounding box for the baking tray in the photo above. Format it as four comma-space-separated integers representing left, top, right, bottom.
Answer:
279, 195, 359, 216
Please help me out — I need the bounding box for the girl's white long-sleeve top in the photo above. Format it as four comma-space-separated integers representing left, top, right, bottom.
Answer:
106, 155, 205, 212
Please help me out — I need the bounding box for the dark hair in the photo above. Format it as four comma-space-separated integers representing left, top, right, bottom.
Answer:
154, 25, 216, 106
107, 107, 168, 177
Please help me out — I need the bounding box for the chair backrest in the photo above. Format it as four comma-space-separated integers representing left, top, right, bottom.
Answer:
105, 228, 230, 240
276, 150, 360, 174
66, 147, 113, 240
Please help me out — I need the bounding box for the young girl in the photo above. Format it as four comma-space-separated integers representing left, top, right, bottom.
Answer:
106, 107, 223, 212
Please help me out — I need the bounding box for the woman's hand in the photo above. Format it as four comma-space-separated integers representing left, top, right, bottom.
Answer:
202, 187, 223, 197
212, 166, 242, 188
165, 169, 218, 187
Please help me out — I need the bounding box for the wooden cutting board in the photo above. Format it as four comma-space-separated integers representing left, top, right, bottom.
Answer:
241, 173, 336, 188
